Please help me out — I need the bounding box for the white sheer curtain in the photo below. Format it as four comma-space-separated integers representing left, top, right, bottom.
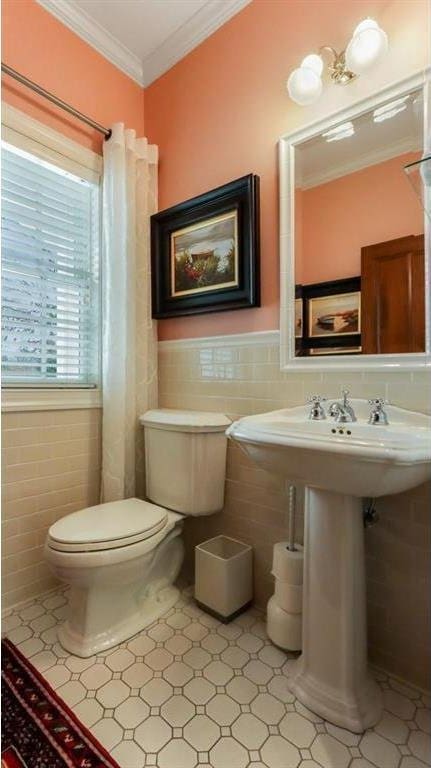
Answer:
101, 124, 158, 502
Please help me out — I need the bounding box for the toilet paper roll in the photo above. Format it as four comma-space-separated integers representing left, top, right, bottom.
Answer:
272, 542, 304, 585
274, 580, 302, 614
267, 595, 302, 651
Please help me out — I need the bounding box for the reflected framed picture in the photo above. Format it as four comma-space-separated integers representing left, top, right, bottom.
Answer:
295, 294, 303, 339
151, 175, 260, 318
300, 276, 361, 354
308, 291, 361, 338
309, 346, 362, 356
295, 298, 303, 338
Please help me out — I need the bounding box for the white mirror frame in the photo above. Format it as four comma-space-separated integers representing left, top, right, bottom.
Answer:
279, 71, 430, 372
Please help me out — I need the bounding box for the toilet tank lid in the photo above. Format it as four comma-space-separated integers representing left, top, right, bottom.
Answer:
140, 409, 231, 432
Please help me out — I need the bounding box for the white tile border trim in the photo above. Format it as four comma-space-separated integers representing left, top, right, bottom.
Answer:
158, 330, 279, 349
2, 388, 102, 412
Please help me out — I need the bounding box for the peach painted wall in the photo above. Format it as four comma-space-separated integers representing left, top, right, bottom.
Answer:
1, 0, 145, 153
145, 0, 429, 340
298, 152, 423, 285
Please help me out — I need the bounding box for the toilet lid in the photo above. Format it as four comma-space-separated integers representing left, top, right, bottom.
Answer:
47, 498, 169, 552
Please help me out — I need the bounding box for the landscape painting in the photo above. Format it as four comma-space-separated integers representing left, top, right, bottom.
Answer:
309, 346, 362, 355
151, 174, 259, 317
171, 211, 239, 297
308, 291, 361, 337
295, 297, 303, 338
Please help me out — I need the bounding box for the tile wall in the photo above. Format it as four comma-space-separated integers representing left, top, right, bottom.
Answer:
1, 408, 101, 608
158, 331, 431, 690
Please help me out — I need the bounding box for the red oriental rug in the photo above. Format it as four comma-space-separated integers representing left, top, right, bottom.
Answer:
1, 638, 120, 768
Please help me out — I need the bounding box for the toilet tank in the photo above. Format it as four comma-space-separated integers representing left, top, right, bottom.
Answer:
140, 409, 231, 516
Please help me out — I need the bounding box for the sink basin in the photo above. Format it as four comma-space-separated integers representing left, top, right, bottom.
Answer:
227, 400, 431, 733
227, 400, 431, 497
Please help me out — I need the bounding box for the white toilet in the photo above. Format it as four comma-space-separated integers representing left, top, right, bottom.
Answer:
45, 409, 230, 657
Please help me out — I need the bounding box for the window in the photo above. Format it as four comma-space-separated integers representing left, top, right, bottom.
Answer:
1, 118, 101, 390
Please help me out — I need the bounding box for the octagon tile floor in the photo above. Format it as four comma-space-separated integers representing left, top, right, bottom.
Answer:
2, 584, 431, 768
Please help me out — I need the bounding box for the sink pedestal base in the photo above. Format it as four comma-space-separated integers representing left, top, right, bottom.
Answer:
289, 487, 382, 733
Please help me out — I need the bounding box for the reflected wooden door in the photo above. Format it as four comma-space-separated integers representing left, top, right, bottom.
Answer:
361, 234, 425, 354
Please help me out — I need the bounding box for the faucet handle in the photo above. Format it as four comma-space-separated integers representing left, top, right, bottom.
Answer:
368, 397, 388, 407
307, 395, 326, 420
368, 398, 389, 425
307, 395, 326, 404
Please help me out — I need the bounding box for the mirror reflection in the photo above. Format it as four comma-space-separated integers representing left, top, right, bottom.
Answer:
294, 88, 425, 357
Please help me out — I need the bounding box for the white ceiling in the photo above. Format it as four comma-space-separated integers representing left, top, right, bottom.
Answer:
296, 88, 423, 189
37, 0, 251, 86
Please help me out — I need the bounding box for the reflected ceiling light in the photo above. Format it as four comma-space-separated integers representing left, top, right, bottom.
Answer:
373, 96, 409, 123
322, 122, 355, 142
287, 18, 388, 106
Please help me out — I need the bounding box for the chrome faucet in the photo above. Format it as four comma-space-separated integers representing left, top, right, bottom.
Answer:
307, 395, 327, 420
329, 390, 357, 423
368, 398, 389, 425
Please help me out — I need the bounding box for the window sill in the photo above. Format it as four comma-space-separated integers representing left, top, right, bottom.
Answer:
1, 388, 102, 412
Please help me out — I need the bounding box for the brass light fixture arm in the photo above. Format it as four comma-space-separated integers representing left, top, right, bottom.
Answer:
318, 45, 356, 85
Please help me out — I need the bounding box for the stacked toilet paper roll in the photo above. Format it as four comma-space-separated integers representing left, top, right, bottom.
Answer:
267, 542, 303, 651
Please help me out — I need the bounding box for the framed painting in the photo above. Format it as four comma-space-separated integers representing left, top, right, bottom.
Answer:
295, 298, 303, 337
309, 346, 362, 356
294, 285, 303, 339
301, 276, 361, 353
308, 291, 361, 338
151, 175, 260, 318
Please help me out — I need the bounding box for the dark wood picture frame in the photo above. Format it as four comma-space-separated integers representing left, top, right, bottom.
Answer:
151, 175, 260, 318
294, 284, 304, 354
297, 276, 361, 355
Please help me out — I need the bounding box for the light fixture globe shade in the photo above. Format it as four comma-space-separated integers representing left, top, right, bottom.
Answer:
345, 18, 388, 75
301, 54, 324, 77
287, 66, 322, 106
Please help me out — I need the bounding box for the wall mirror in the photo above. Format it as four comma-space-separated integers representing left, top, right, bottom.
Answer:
279, 73, 430, 371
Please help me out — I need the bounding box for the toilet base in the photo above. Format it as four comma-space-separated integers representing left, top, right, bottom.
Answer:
50, 524, 185, 657
58, 584, 180, 657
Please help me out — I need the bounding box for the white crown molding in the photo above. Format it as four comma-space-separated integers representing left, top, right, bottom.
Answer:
299, 136, 421, 190
158, 330, 280, 349
36, 0, 144, 85
36, 0, 252, 88
141, 0, 252, 87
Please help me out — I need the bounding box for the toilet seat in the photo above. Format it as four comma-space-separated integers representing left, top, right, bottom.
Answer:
47, 498, 169, 553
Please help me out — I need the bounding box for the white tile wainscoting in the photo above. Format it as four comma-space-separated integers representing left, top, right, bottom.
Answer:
1, 408, 101, 608
3, 584, 431, 768
158, 331, 431, 690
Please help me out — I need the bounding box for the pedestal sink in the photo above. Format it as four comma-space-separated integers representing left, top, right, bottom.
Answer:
226, 400, 431, 732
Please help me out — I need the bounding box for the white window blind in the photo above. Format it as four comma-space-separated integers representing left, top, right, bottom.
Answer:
1, 141, 100, 388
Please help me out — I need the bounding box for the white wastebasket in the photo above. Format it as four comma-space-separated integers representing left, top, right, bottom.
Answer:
195, 535, 253, 622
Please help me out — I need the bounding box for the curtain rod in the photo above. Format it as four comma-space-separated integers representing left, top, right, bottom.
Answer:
1, 63, 111, 139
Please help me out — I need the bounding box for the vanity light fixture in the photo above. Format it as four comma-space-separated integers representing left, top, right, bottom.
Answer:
286, 54, 323, 106
322, 121, 355, 142
287, 18, 388, 106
